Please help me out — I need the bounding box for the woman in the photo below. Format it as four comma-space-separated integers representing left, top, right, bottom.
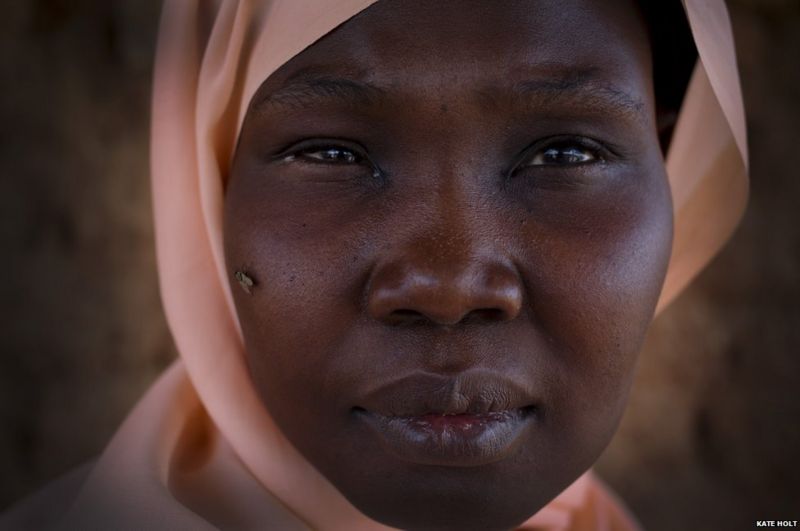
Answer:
1, 0, 747, 529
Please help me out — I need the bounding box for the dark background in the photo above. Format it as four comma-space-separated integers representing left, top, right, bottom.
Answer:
1, 1, 798, 529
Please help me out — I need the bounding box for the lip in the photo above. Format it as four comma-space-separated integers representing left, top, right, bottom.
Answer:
355, 407, 535, 467
353, 370, 538, 466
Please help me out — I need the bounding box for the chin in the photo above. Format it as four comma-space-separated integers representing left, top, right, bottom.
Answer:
354, 497, 541, 531
330, 460, 567, 531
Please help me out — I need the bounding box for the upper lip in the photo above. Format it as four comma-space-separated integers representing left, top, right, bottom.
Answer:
354, 370, 538, 417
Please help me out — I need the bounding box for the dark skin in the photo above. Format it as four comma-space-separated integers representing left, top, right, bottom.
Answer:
224, 1, 673, 529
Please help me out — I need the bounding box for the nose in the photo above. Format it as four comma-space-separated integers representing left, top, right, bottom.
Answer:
366, 248, 524, 326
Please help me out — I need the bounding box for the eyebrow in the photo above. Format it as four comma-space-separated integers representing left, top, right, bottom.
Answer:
252, 74, 386, 112
253, 68, 648, 125
506, 69, 648, 125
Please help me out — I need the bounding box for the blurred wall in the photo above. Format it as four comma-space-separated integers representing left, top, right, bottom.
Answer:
596, 1, 800, 529
0, 0, 170, 507
1, 1, 798, 529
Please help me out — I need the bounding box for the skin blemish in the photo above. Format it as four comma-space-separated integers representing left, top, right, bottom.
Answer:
234, 270, 256, 294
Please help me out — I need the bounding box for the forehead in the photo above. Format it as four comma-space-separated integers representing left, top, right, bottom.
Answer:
247, 0, 654, 125
321, 0, 649, 71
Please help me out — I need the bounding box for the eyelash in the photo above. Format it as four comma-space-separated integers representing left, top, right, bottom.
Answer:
510, 136, 609, 174
277, 136, 611, 177
276, 140, 383, 178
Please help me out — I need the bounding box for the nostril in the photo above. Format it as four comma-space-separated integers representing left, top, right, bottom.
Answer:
468, 308, 508, 323
387, 307, 510, 326
387, 309, 427, 325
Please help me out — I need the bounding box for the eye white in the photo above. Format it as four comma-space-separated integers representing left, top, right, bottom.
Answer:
528, 146, 597, 166
304, 148, 359, 164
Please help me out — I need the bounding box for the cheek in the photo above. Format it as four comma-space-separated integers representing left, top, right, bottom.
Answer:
223, 185, 377, 420
518, 169, 673, 436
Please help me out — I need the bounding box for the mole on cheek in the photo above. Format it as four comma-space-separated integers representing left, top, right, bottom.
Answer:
234, 270, 257, 294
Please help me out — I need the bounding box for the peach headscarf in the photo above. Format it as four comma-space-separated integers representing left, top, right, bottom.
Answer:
0, 1, 747, 530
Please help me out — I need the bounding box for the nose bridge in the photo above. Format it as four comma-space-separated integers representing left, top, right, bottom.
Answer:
366, 190, 523, 326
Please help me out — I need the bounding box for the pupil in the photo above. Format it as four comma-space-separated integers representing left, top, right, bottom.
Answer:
544, 147, 587, 164
324, 149, 355, 163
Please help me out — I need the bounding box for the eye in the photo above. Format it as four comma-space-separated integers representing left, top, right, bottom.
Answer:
275, 139, 384, 181
292, 146, 362, 165
519, 138, 605, 168
529, 146, 595, 166
279, 141, 366, 166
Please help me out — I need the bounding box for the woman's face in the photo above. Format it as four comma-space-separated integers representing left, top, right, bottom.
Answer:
225, 0, 672, 529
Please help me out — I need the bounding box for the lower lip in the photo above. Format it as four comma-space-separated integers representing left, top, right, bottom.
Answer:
355, 408, 535, 467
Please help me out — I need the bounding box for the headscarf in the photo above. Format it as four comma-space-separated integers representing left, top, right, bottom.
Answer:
0, 1, 747, 530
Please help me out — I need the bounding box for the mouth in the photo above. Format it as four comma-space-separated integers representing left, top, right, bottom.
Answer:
352, 371, 539, 467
